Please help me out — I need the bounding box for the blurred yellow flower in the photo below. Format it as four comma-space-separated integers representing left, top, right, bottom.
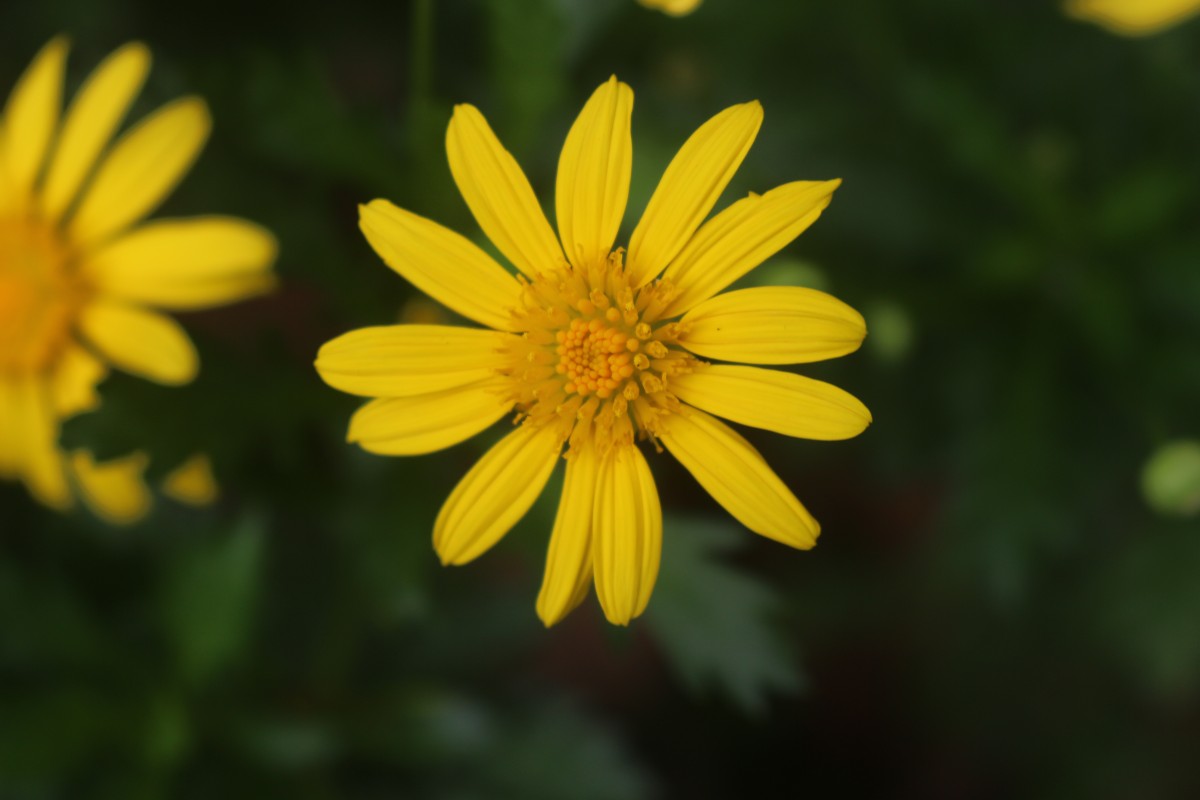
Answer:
638, 0, 703, 16
1065, 0, 1200, 35
0, 38, 277, 522
317, 77, 869, 626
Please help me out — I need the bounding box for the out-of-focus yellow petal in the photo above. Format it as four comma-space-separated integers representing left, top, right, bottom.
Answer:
434, 423, 561, 566
446, 103, 565, 277
678, 286, 865, 365
626, 101, 762, 287
70, 450, 151, 524
658, 405, 819, 549
40, 42, 150, 222
1, 37, 68, 211
79, 301, 198, 385
69, 97, 210, 247
347, 379, 513, 456
592, 444, 661, 626
537, 443, 599, 627
0, 376, 70, 508
85, 216, 277, 310
1065, 0, 1200, 35
555, 77, 633, 270
162, 453, 218, 506
671, 364, 872, 441
316, 324, 510, 398
660, 180, 840, 317
359, 200, 523, 331
637, 0, 703, 15
51, 342, 108, 417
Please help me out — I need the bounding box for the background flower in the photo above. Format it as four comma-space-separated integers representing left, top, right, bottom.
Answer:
0, 38, 276, 521
1066, 0, 1200, 35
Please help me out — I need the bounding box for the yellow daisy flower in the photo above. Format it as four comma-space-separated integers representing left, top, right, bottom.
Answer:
1065, 0, 1200, 35
637, 0, 703, 16
0, 37, 277, 520
316, 77, 870, 626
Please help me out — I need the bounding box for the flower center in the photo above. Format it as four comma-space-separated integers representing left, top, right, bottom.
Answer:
0, 217, 80, 373
501, 249, 699, 456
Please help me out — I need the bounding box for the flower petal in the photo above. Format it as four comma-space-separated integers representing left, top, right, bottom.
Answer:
660, 180, 840, 317
0, 375, 70, 509
658, 405, 819, 549
626, 101, 762, 287
359, 199, 523, 332
446, 103, 564, 277
316, 324, 509, 398
40, 42, 150, 222
434, 423, 562, 566
85, 216, 277, 310
79, 301, 198, 385
592, 444, 662, 626
51, 342, 108, 417
677, 286, 865, 365
555, 76, 633, 269
348, 379, 513, 456
1, 37, 68, 210
70, 450, 151, 525
1065, 0, 1200, 35
671, 364, 871, 441
537, 443, 599, 627
162, 453, 218, 506
69, 97, 210, 247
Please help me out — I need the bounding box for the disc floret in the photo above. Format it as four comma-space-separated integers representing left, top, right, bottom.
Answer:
500, 249, 699, 456
0, 218, 84, 373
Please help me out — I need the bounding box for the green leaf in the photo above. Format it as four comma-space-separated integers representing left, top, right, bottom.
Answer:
646, 517, 802, 714
159, 515, 265, 685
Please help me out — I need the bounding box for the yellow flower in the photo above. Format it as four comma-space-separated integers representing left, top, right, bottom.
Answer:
1065, 0, 1200, 35
0, 38, 277, 521
316, 77, 870, 626
637, 0, 703, 16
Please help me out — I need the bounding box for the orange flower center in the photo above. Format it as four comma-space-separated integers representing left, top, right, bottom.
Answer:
501, 249, 699, 456
0, 217, 81, 373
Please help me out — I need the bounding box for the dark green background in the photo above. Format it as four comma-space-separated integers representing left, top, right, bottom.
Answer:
3, 0, 1200, 796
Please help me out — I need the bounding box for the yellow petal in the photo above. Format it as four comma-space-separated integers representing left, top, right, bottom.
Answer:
626, 101, 762, 287
40, 42, 151, 222
660, 180, 840, 317
638, 0, 704, 15
1, 37, 68, 209
672, 364, 871, 441
555, 77, 633, 269
434, 423, 561, 566
0, 376, 70, 508
678, 286, 866, 365
446, 103, 564, 277
537, 443, 599, 627
70, 450, 151, 525
51, 342, 108, 417
162, 453, 218, 506
79, 301, 198, 385
592, 444, 661, 626
85, 216, 277, 310
69, 97, 211, 247
658, 406, 819, 549
1065, 0, 1200, 35
348, 379, 513, 456
316, 324, 508, 398
359, 199, 523, 332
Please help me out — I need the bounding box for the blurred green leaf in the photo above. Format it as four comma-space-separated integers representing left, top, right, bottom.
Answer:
160, 515, 265, 685
647, 518, 801, 714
